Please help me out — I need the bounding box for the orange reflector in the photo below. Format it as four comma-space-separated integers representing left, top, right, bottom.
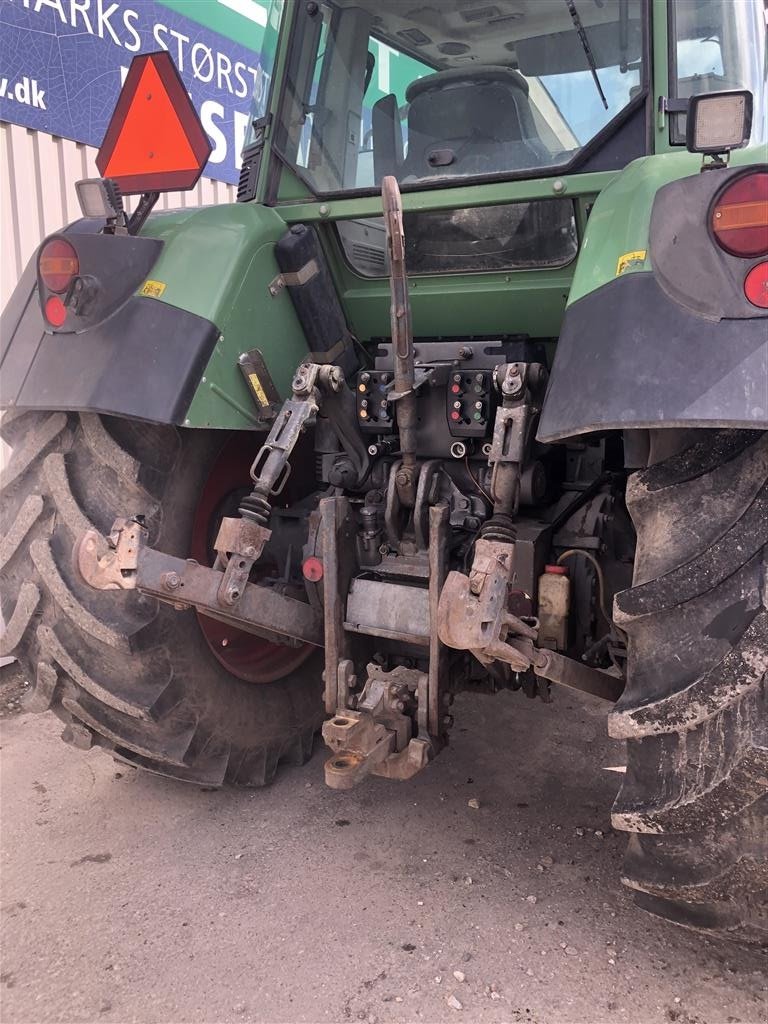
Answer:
711, 172, 768, 258
714, 200, 767, 232
39, 238, 79, 293
96, 51, 212, 195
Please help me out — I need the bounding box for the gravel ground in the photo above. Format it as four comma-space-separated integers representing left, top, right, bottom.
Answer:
0, 663, 765, 1024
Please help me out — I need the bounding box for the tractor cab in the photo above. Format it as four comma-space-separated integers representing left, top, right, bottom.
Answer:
238, 0, 765, 278
248, 0, 766, 192
259, 0, 649, 196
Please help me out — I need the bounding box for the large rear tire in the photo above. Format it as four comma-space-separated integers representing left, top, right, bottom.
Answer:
0, 411, 323, 786
610, 430, 767, 944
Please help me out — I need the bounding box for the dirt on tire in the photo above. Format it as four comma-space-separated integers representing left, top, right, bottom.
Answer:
0, 410, 324, 786
610, 429, 768, 945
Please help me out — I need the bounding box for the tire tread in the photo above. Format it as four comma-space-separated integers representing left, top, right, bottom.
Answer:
610, 430, 768, 944
0, 412, 323, 788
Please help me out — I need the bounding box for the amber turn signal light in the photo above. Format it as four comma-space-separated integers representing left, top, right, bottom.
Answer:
711, 172, 768, 259
38, 238, 79, 294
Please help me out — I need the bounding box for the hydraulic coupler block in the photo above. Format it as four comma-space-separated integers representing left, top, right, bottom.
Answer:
446, 370, 494, 437
356, 371, 395, 433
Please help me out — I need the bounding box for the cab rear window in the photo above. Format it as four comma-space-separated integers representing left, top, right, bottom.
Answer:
336, 200, 578, 278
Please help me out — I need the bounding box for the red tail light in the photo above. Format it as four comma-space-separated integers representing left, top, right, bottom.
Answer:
39, 238, 79, 293
44, 295, 68, 327
744, 262, 768, 308
711, 172, 768, 258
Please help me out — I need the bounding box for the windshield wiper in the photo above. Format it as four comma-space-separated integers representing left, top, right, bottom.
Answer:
563, 0, 609, 110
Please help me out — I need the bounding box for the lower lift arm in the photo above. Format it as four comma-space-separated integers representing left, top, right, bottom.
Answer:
436, 539, 623, 704
74, 362, 365, 653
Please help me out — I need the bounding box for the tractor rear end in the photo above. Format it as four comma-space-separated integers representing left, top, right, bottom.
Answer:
1, 0, 766, 944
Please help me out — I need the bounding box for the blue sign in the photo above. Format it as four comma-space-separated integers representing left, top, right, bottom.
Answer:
0, 0, 269, 185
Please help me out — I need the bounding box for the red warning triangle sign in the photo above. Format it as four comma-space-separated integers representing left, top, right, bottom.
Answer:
97, 51, 212, 195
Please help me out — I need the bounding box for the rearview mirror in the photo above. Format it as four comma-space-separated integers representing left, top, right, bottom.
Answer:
686, 90, 753, 154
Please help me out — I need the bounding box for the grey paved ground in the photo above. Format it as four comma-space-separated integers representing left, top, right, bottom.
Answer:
1, 665, 765, 1024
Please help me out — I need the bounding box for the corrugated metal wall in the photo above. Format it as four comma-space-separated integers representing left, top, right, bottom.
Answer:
0, 122, 237, 309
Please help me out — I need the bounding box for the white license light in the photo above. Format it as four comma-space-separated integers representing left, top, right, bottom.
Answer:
75, 178, 124, 220
687, 90, 753, 154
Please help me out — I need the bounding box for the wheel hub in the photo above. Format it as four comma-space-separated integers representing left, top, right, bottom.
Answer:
190, 435, 314, 683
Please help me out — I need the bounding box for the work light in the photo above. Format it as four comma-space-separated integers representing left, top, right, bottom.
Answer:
686, 90, 753, 154
75, 177, 124, 220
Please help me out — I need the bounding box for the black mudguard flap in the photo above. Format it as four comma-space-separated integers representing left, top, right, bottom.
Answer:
1, 273, 219, 425
537, 272, 768, 442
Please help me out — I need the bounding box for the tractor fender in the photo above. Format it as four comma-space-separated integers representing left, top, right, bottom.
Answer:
538, 158, 768, 442
0, 204, 311, 429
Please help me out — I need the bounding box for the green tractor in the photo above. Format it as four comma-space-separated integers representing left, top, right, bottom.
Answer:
1, 0, 766, 944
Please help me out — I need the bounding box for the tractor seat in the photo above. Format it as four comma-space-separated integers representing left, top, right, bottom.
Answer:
402, 66, 549, 179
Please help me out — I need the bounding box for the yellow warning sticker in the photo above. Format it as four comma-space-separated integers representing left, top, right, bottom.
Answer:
249, 372, 269, 407
615, 250, 647, 276
139, 279, 167, 298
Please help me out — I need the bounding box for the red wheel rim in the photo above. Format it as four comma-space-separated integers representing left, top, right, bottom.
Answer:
190, 435, 314, 683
